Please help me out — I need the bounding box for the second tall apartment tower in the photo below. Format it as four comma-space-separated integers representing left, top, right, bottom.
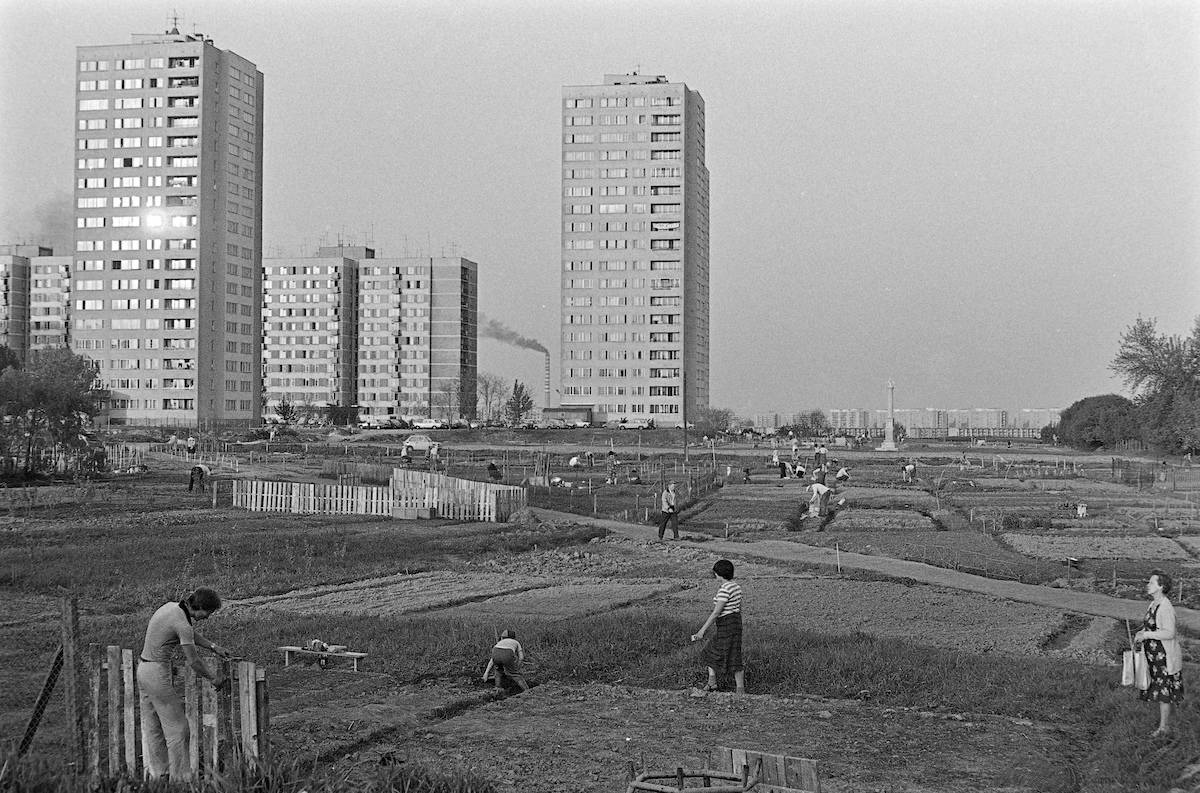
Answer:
73, 27, 263, 425
559, 74, 710, 425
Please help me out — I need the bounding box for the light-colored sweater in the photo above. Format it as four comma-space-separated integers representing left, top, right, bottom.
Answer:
1145, 599, 1182, 675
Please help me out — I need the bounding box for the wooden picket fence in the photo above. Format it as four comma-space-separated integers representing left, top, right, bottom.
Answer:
391, 469, 527, 521
85, 646, 268, 781
232, 469, 526, 522
232, 480, 394, 517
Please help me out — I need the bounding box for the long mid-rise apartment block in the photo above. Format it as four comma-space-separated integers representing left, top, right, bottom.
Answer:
72, 28, 263, 425
559, 73, 710, 425
263, 247, 477, 422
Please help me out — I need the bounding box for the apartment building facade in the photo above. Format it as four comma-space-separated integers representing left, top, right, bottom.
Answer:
262, 252, 358, 416
72, 29, 263, 425
263, 247, 478, 423
0, 245, 38, 360
559, 73, 710, 425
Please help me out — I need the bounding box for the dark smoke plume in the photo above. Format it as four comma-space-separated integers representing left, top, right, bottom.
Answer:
479, 315, 548, 354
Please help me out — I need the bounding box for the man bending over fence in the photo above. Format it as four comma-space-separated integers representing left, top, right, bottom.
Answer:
138, 587, 232, 782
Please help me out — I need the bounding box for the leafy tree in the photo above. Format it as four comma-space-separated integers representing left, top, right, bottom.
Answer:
1057, 394, 1138, 450
0, 344, 21, 373
1110, 317, 1200, 397
0, 348, 106, 476
505, 380, 534, 425
1107, 316, 1200, 452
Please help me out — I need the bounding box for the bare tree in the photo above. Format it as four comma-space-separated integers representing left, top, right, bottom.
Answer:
477, 372, 509, 421
434, 377, 461, 422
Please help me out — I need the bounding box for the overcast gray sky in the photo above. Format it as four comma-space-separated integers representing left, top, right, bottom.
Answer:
2, 0, 1197, 416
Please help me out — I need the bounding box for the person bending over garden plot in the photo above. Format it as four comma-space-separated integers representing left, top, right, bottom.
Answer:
690, 559, 745, 693
482, 629, 529, 693
138, 587, 232, 782
188, 463, 210, 492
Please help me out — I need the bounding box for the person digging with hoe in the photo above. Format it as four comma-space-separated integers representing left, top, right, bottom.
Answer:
138, 587, 232, 782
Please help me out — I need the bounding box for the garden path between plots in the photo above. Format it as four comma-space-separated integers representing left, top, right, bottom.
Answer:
529, 507, 1200, 633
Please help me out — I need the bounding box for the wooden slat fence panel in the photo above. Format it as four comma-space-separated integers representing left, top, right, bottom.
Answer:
84, 647, 267, 782
231, 472, 526, 521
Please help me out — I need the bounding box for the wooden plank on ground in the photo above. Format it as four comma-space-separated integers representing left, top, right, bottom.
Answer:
121, 649, 138, 776
105, 646, 121, 776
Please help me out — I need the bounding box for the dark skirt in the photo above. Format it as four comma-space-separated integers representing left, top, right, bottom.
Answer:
703, 612, 743, 674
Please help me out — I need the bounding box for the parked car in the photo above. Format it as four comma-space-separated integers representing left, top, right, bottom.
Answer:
358, 417, 386, 429
620, 418, 655, 430
401, 433, 435, 452
410, 418, 447, 430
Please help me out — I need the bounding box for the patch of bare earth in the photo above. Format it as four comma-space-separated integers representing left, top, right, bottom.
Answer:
353, 682, 1053, 793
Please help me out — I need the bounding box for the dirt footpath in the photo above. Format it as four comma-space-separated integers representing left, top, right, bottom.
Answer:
530, 508, 1200, 633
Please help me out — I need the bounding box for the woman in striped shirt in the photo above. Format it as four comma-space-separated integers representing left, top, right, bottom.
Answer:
690, 559, 744, 693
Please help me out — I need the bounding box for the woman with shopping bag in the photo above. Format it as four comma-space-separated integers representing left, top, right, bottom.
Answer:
1133, 569, 1184, 737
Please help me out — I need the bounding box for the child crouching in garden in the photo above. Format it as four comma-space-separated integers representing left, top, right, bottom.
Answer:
482, 629, 529, 693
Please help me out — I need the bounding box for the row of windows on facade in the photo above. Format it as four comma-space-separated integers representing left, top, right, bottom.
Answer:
565, 368, 681, 378
563, 332, 679, 343
78, 103, 256, 127
564, 167, 681, 179
564, 278, 680, 289
80, 56, 257, 83
565, 314, 680, 325
561, 397, 682, 415
77, 214, 195, 228
564, 239, 681, 251
563, 132, 682, 145
565, 349, 679, 361
563, 114, 682, 126
565, 203, 680, 215
563, 387, 681, 399
77, 147, 253, 168
564, 185, 681, 197
564, 150, 682, 162
565, 296, 681, 307
78, 80, 256, 105
565, 222, 680, 235
564, 260, 681, 271
77, 123, 254, 146
564, 96, 681, 109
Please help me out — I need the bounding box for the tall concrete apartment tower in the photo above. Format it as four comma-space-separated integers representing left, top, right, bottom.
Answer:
559, 73, 710, 425
73, 28, 263, 426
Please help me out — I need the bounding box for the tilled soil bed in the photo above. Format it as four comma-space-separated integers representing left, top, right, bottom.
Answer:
357, 682, 1058, 793
1001, 533, 1192, 560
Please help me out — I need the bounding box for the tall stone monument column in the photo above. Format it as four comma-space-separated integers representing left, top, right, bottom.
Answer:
877, 379, 898, 451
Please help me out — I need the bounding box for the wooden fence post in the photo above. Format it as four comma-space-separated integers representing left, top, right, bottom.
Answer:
87, 645, 100, 782
60, 597, 86, 769
121, 649, 139, 777
105, 645, 121, 776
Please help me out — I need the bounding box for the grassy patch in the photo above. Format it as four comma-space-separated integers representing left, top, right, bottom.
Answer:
0, 516, 605, 612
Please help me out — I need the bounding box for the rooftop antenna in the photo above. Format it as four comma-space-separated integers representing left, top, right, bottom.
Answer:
167, 9, 182, 34
633, 63, 640, 75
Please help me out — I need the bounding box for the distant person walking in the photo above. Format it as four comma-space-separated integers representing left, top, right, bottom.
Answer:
658, 481, 680, 540
690, 559, 744, 693
1134, 570, 1184, 736
138, 588, 230, 782
185, 435, 197, 455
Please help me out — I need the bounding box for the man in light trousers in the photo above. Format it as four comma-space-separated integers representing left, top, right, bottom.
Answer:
138, 587, 231, 781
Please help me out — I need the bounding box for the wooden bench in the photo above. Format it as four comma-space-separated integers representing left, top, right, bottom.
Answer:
278, 646, 367, 671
